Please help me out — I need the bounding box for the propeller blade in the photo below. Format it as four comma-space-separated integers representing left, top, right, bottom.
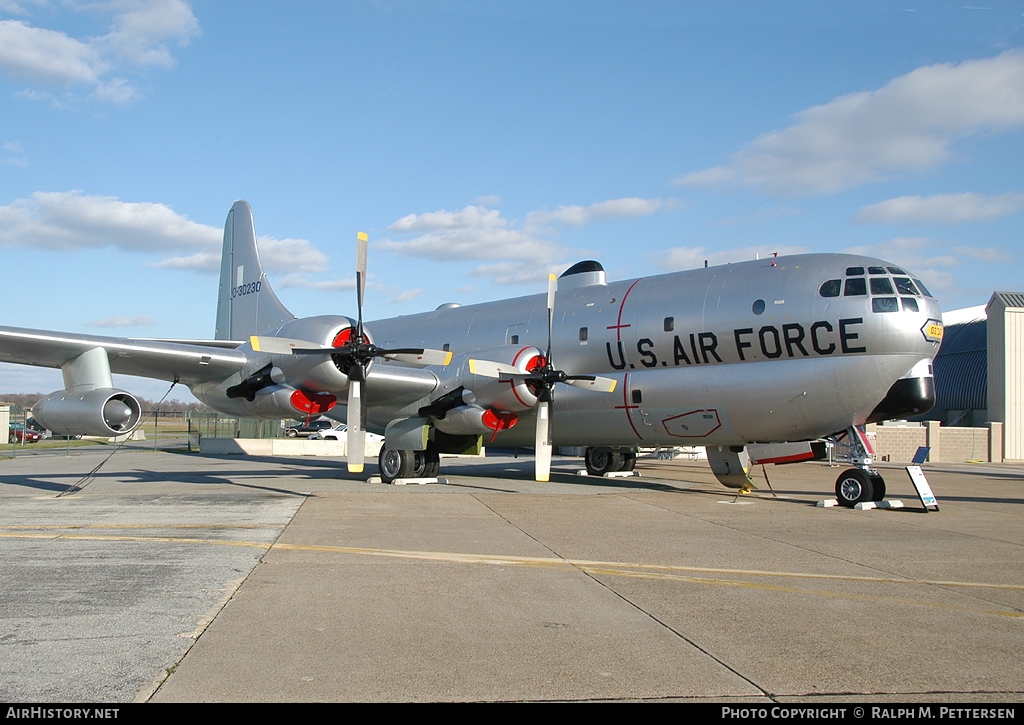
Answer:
383, 349, 453, 366
346, 377, 365, 473
565, 375, 617, 393
535, 400, 552, 482
468, 358, 523, 378
355, 232, 368, 338
545, 273, 556, 362
250, 336, 327, 355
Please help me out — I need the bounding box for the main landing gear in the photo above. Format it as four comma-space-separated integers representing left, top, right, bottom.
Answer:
584, 446, 637, 476
377, 442, 440, 483
833, 425, 886, 507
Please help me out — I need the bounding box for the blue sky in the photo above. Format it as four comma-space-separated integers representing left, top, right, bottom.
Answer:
1, 1, 1022, 401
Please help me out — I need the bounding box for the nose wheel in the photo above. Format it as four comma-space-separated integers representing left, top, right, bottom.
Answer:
835, 468, 887, 506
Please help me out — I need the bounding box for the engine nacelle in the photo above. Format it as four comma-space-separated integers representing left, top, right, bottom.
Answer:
265, 315, 362, 393
439, 345, 545, 414
432, 404, 518, 436
32, 388, 143, 438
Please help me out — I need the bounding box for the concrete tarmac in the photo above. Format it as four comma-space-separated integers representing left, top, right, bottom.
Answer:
1, 448, 1021, 703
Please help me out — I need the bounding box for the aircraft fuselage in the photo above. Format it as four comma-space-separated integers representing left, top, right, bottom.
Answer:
364, 253, 941, 448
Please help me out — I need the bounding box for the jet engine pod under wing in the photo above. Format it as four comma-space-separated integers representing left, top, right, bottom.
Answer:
32, 388, 143, 438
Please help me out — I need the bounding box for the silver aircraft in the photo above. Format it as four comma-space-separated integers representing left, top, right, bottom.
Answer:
0, 201, 943, 505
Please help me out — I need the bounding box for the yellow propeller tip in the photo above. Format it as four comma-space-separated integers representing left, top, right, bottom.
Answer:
357, 232, 368, 241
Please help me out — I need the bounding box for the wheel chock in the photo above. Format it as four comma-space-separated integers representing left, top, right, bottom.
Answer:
817, 498, 904, 509
367, 476, 448, 486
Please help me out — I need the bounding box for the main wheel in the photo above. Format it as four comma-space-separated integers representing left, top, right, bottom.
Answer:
619, 448, 637, 472
585, 447, 623, 476
378, 448, 413, 483
422, 442, 440, 478
870, 474, 886, 502
835, 468, 874, 507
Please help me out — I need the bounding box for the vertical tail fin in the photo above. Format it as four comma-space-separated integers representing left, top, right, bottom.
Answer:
215, 200, 295, 340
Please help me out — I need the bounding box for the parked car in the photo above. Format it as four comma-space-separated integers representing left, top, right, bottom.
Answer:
309, 423, 385, 446
9, 423, 44, 443
283, 418, 333, 437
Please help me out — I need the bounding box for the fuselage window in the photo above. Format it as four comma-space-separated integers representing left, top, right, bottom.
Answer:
819, 279, 841, 297
631, 389, 642, 404
664, 317, 674, 332
893, 277, 918, 295
578, 327, 588, 341
844, 278, 867, 296
443, 343, 450, 352
901, 297, 919, 312
870, 277, 894, 295
868, 266, 886, 275
846, 267, 865, 276
752, 299, 766, 314
872, 297, 899, 313
510, 335, 519, 344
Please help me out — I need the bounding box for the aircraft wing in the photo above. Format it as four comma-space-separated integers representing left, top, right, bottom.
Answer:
0, 325, 249, 386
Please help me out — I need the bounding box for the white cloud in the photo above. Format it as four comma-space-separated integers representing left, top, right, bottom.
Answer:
388, 205, 505, 233
0, 190, 217, 251
851, 192, 1024, 225
381, 197, 667, 286
525, 198, 663, 228
0, 0, 199, 104
381, 205, 564, 268
85, 315, 155, 328
0, 190, 333, 277
676, 50, 1024, 197
951, 245, 1014, 263
657, 244, 810, 272
2, 141, 27, 167
277, 274, 355, 293
389, 287, 422, 304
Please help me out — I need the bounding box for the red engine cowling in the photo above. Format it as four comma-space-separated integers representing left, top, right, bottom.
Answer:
32, 388, 143, 437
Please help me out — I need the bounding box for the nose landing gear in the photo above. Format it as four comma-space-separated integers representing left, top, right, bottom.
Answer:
833, 425, 886, 507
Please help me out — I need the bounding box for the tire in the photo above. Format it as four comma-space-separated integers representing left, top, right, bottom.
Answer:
422, 442, 440, 478
286, 429, 298, 438
585, 447, 623, 476
870, 474, 886, 502
378, 448, 413, 483
619, 448, 637, 472
835, 468, 874, 507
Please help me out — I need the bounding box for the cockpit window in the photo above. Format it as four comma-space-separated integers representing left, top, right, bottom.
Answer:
870, 277, 894, 295
868, 266, 886, 275
914, 279, 933, 297
893, 277, 918, 295
902, 297, 919, 312
887, 266, 906, 275
872, 297, 899, 313
846, 266, 865, 276
844, 278, 867, 296
819, 279, 841, 297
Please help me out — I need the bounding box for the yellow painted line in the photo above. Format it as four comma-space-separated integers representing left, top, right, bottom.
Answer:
3, 531, 1021, 603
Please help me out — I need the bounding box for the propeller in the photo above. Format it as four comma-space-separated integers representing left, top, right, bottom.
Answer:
469, 273, 616, 482
253, 232, 451, 473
